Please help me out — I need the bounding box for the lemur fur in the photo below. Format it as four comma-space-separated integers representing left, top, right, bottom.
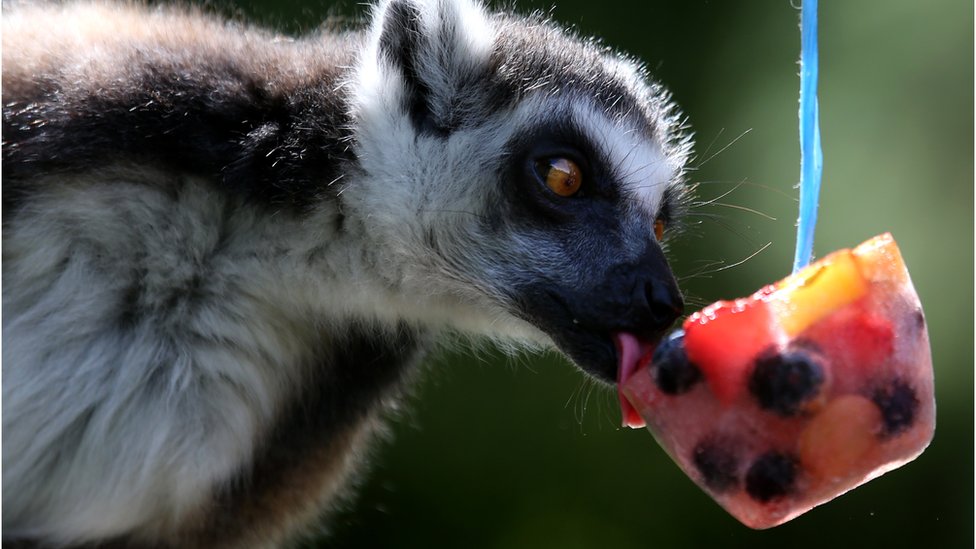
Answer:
2, 0, 693, 546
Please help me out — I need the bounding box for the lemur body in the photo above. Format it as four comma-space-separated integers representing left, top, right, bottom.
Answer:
2, 1, 692, 546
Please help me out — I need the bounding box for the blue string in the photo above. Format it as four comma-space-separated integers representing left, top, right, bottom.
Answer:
793, 0, 823, 273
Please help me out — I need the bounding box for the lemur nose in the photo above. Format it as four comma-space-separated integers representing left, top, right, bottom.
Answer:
645, 278, 684, 333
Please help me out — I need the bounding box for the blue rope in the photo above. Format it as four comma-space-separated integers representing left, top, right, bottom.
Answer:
793, 0, 823, 273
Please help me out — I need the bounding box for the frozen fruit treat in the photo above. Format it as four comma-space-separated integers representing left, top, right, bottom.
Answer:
618, 233, 935, 529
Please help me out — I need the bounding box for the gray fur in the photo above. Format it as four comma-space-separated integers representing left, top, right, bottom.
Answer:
2, 1, 693, 546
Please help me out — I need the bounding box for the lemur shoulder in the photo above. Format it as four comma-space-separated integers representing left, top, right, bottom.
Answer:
2, 0, 692, 546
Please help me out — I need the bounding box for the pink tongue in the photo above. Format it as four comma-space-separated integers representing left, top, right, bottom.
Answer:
615, 332, 648, 429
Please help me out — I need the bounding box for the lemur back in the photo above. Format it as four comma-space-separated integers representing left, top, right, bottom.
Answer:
2, 1, 692, 546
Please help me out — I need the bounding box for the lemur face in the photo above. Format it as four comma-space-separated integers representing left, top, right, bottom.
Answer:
496, 104, 685, 382
348, 0, 691, 382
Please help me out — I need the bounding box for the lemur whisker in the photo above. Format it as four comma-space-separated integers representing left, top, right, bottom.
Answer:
578, 378, 600, 426
677, 259, 731, 281
690, 178, 748, 207
575, 379, 599, 427
690, 127, 752, 169
693, 127, 727, 165
687, 242, 772, 278
700, 201, 776, 221
565, 377, 586, 409
568, 379, 589, 425
684, 213, 764, 247
680, 295, 714, 310
691, 179, 798, 201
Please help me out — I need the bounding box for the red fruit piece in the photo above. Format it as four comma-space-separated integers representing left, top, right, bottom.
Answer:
683, 298, 781, 405
808, 309, 894, 373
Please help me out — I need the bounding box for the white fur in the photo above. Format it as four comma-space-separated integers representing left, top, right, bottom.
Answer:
352, 0, 494, 133
572, 100, 674, 217
4, 174, 308, 540
2, 2, 542, 540
1, 166, 551, 543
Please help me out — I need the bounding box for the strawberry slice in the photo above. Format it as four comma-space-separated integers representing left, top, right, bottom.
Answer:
806, 308, 894, 373
683, 298, 781, 405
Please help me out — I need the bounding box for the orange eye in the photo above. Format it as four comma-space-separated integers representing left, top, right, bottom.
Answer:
542, 157, 583, 197
654, 219, 666, 241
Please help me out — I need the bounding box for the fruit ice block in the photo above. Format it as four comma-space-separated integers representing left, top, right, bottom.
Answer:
617, 233, 935, 529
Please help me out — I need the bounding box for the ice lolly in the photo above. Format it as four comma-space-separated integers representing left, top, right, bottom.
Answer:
618, 233, 935, 529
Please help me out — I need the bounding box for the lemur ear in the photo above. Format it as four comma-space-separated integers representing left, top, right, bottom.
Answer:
366, 0, 495, 134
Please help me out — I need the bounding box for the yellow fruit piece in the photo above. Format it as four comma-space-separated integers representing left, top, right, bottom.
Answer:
771, 250, 868, 336
799, 395, 883, 480
853, 232, 908, 284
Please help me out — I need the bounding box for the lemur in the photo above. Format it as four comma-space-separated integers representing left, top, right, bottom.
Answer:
2, 0, 693, 546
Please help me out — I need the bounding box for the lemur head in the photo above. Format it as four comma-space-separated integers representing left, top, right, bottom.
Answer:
342, 0, 692, 382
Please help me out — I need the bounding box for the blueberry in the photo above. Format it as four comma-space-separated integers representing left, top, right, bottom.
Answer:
749, 348, 824, 416
872, 378, 919, 436
692, 437, 739, 492
652, 330, 702, 395
745, 452, 797, 503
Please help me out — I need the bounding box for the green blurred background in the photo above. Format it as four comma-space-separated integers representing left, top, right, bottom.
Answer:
213, 0, 972, 546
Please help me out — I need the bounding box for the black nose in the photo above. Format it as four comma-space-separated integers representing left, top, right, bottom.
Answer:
630, 275, 683, 340
622, 235, 684, 339
645, 277, 684, 331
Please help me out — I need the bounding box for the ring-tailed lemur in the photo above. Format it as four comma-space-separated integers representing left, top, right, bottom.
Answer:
2, 0, 692, 546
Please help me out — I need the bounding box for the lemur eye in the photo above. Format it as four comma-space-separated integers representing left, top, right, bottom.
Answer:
539, 157, 583, 197
654, 219, 666, 241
